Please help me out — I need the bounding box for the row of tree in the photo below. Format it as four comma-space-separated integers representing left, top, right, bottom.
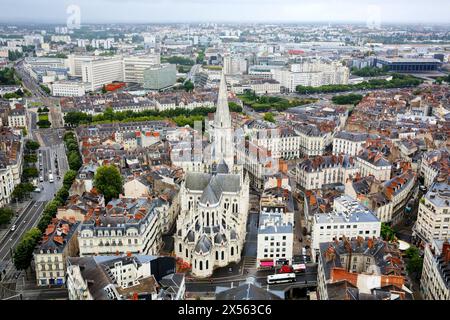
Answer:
331, 94, 364, 106
0, 68, 20, 86
239, 91, 317, 112
64, 103, 240, 129
13, 133, 82, 271
296, 74, 422, 94
350, 66, 390, 77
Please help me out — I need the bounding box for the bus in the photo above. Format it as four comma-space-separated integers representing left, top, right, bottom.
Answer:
267, 273, 296, 285
292, 263, 306, 273
48, 173, 54, 183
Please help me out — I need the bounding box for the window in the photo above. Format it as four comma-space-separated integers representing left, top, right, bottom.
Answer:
282, 236, 286, 240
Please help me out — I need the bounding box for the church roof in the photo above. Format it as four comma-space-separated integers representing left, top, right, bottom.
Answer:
215, 159, 229, 174
214, 72, 231, 129
214, 232, 227, 245
194, 235, 212, 254
200, 183, 221, 205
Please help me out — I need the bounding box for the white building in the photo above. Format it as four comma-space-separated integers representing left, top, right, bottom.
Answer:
7, 106, 27, 128
257, 212, 294, 267
420, 149, 450, 188
355, 149, 392, 182
82, 57, 124, 91
273, 59, 349, 92
66, 255, 183, 300
51, 81, 88, 97
296, 155, 358, 190
78, 198, 162, 257
311, 195, 381, 260
420, 239, 450, 300
34, 219, 79, 286
66, 55, 97, 77
123, 55, 161, 84
413, 180, 450, 244
333, 131, 370, 156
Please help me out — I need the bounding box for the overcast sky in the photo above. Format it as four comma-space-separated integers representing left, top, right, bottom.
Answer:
1, 0, 450, 24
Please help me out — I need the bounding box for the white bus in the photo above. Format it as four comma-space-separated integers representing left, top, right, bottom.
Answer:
267, 273, 296, 285
48, 173, 54, 183
292, 264, 306, 273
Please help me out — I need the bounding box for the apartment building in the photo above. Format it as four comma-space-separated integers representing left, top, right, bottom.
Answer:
78, 198, 163, 257
420, 239, 450, 300
34, 218, 80, 286
420, 149, 450, 188
295, 123, 333, 157
333, 131, 371, 156
0, 129, 23, 206
311, 195, 381, 259
7, 105, 27, 128
413, 180, 450, 244
317, 237, 411, 300
66, 255, 183, 300
296, 155, 358, 190
355, 149, 392, 182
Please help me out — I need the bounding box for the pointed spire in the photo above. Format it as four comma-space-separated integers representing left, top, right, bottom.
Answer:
214, 72, 231, 128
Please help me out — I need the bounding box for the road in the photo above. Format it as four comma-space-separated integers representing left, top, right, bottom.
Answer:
15, 60, 64, 128
186, 265, 318, 293
0, 201, 47, 272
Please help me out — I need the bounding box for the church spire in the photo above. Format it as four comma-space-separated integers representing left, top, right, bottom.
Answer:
214, 72, 231, 129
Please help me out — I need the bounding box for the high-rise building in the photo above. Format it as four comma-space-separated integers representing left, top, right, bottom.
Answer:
82, 57, 124, 91
143, 63, 177, 90
123, 55, 161, 84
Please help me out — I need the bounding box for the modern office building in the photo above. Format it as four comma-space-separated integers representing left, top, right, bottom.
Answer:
82, 57, 124, 91
143, 63, 177, 90
375, 57, 442, 73
51, 81, 88, 97
123, 55, 161, 84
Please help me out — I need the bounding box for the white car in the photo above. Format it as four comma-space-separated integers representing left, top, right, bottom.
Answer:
10, 225, 17, 232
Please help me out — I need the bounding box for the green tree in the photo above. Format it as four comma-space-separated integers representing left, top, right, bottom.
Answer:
263, 112, 275, 123
94, 165, 123, 203
13, 228, 42, 270
63, 170, 77, 188
25, 140, 40, 151
0, 207, 14, 225
332, 94, 364, 106
184, 80, 194, 92
24, 154, 37, 163
381, 223, 396, 241
11, 183, 35, 201
68, 151, 82, 171
228, 102, 243, 113
22, 167, 39, 180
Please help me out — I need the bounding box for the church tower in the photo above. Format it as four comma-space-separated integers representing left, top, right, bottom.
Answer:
211, 72, 234, 169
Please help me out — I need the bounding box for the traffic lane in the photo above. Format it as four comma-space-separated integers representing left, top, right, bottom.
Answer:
22, 288, 68, 300
186, 272, 318, 292
0, 200, 35, 245
0, 202, 46, 261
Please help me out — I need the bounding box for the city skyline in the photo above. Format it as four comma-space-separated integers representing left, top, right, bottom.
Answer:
1, 0, 450, 24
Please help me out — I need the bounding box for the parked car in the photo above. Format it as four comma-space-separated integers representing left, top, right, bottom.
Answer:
10, 225, 16, 232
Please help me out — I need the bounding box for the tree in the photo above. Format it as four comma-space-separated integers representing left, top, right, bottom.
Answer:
263, 112, 275, 123
0, 207, 14, 225
24, 154, 37, 163
13, 228, 42, 271
332, 94, 364, 106
63, 170, 77, 188
25, 140, 40, 151
68, 151, 82, 171
22, 167, 39, 180
94, 165, 123, 203
184, 80, 194, 92
381, 223, 396, 241
11, 183, 35, 201
228, 102, 243, 113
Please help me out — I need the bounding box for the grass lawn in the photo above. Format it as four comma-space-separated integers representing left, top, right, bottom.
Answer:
38, 114, 49, 122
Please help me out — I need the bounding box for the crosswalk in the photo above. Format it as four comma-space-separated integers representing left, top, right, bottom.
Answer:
243, 256, 257, 270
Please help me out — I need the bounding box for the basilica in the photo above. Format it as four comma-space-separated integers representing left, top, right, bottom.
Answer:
174, 73, 250, 278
